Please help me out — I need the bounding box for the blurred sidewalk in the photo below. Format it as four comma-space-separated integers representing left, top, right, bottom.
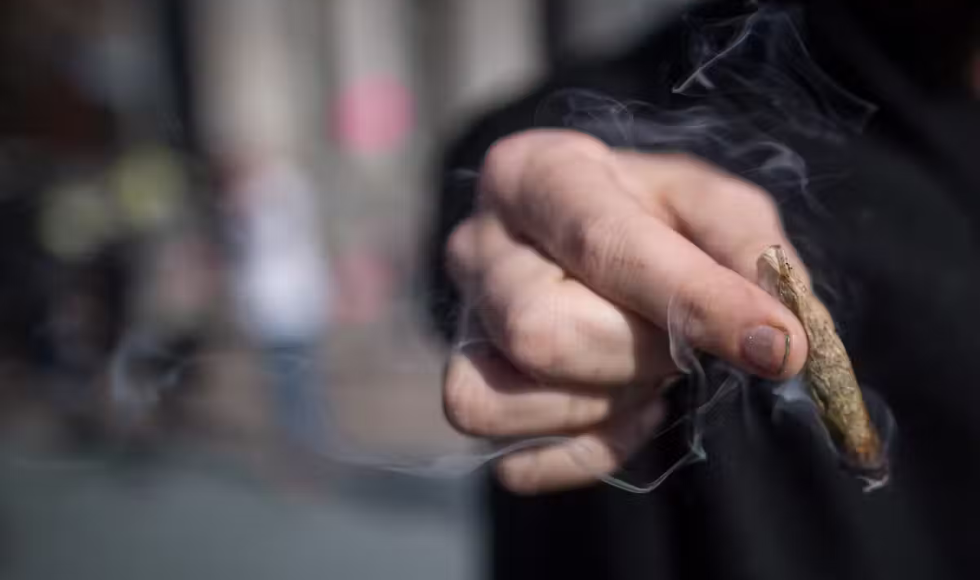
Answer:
0, 438, 481, 580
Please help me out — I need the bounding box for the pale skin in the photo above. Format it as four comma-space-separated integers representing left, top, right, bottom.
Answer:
443, 129, 814, 495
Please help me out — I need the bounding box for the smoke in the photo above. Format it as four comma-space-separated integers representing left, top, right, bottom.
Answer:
771, 376, 897, 492
440, 2, 890, 493
534, 4, 875, 208
18, 3, 890, 494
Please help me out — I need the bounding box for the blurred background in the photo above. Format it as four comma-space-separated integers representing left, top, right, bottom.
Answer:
0, 1, 686, 578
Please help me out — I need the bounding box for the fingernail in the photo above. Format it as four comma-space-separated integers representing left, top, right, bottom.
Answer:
742, 325, 790, 375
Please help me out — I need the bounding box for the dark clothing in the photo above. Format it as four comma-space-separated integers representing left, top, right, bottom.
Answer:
427, 1, 980, 579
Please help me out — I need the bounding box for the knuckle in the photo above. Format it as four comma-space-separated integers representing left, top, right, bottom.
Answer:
668, 156, 779, 212
672, 153, 735, 182
746, 186, 779, 214
496, 455, 542, 496
572, 437, 620, 477
563, 394, 605, 430
568, 213, 637, 281
661, 153, 723, 189
665, 151, 711, 173
480, 136, 526, 205
695, 167, 780, 216
499, 296, 562, 375
443, 357, 494, 435
535, 132, 610, 169
481, 130, 610, 208
445, 221, 475, 285
721, 178, 779, 215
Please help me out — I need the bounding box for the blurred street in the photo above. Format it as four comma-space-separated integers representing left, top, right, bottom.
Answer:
0, 438, 480, 580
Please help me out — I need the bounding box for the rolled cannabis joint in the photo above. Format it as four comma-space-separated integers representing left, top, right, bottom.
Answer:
757, 245, 889, 490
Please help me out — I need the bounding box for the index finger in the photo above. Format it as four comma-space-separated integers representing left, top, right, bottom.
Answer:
615, 151, 811, 286
480, 131, 807, 379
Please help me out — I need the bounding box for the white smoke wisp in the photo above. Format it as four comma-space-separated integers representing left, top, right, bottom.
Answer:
437, 3, 888, 493
15, 3, 889, 494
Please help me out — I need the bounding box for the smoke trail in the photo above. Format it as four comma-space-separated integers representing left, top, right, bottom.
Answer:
17, 2, 891, 495
441, 2, 891, 493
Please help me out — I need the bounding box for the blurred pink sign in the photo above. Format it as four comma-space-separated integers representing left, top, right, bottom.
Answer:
333, 76, 415, 155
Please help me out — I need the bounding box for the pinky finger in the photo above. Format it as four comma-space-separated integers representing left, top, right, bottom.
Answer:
494, 397, 667, 495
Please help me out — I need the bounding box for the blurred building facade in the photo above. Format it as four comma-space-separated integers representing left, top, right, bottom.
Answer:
0, 0, 687, 464
171, 0, 690, 454
189, 0, 689, 455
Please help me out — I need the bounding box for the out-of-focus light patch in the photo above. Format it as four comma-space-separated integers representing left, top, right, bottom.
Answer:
111, 145, 187, 233
40, 182, 116, 262
333, 76, 415, 156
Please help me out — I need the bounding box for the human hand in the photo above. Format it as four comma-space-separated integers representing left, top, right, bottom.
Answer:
443, 129, 809, 494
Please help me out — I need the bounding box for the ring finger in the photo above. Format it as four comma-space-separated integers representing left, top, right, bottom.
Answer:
444, 345, 675, 438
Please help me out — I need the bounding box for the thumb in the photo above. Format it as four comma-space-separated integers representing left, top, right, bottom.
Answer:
667, 258, 808, 381
616, 153, 811, 379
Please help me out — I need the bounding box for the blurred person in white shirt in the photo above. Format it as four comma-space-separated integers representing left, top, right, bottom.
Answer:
223, 152, 333, 457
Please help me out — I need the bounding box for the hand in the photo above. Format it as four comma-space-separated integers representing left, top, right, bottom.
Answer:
443, 129, 809, 495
